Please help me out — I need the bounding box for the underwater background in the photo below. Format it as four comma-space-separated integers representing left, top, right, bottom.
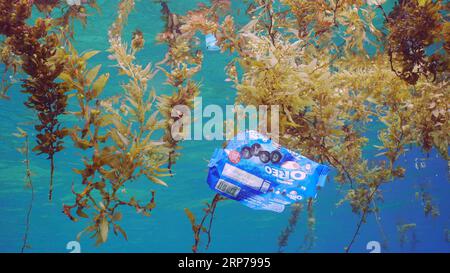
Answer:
0, 0, 449, 253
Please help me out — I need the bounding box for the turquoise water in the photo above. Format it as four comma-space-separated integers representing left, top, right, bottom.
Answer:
0, 0, 449, 253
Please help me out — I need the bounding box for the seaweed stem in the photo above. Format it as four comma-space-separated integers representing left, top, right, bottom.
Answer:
188, 194, 225, 253
300, 198, 317, 252
333, 0, 340, 26
277, 203, 303, 252
205, 194, 221, 250
49, 155, 54, 201
377, 4, 390, 23
372, 200, 389, 249
265, 0, 276, 46
345, 183, 381, 253
21, 134, 34, 253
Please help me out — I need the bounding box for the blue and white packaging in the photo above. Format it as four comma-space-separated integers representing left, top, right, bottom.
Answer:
207, 131, 330, 212
205, 34, 220, 51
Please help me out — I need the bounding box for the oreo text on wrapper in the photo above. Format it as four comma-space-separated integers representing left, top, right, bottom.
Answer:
207, 131, 330, 213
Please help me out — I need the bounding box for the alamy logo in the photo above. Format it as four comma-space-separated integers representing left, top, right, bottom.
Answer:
66, 241, 81, 253
366, 241, 381, 253
170, 97, 280, 142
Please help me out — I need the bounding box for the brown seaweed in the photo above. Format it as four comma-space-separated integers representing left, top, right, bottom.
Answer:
0, 0, 447, 251
301, 199, 317, 252
61, 0, 172, 245
185, 194, 226, 253
155, 0, 233, 251
386, 0, 449, 85
156, 0, 212, 173
417, 183, 440, 218
277, 203, 303, 252
178, 0, 448, 252
0, 42, 21, 99
0, 0, 69, 200
397, 222, 417, 248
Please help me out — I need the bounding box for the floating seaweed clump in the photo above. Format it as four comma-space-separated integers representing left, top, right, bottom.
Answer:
416, 183, 440, 218
54, 0, 101, 38
0, 0, 69, 200
0, 0, 100, 200
178, 0, 448, 252
156, 0, 221, 172
155, 0, 234, 251
386, 0, 449, 84
0, 0, 447, 252
33, 0, 60, 13
397, 223, 417, 248
61, 0, 176, 245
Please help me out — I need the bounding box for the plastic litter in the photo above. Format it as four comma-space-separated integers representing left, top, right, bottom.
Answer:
205, 34, 220, 51
207, 131, 330, 212
66, 0, 81, 6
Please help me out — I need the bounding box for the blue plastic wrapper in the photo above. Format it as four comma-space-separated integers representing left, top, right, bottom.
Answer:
205, 34, 220, 51
207, 131, 330, 213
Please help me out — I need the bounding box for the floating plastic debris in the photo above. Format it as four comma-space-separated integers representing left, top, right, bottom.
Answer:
206, 131, 330, 212
66, 0, 81, 6
205, 34, 220, 51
